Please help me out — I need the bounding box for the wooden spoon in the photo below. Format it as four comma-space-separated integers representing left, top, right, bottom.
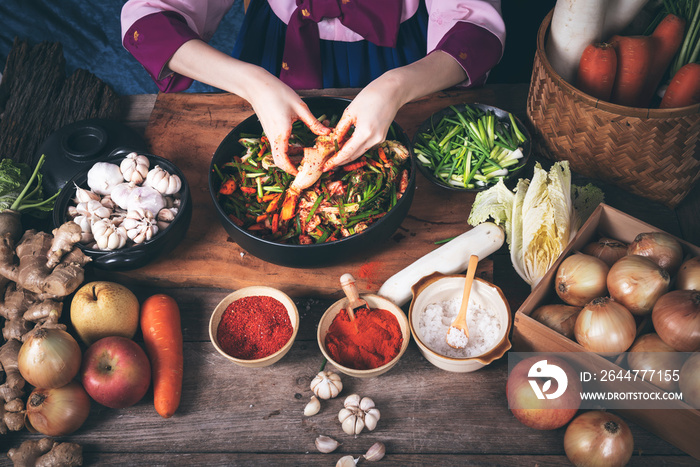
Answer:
340, 273, 369, 321
446, 255, 479, 349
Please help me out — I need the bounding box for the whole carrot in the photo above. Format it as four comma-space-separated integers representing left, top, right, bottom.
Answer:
640, 13, 686, 106
610, 35, 654, 107
141, 294, 183, 418
576, 42, 617, 101
660, 63, 700, 108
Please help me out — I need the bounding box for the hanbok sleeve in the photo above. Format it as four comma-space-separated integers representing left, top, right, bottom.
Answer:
426, 0, 506, 87
120, 0, 235, 92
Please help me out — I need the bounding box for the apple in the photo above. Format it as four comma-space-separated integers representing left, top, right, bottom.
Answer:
71, 281, 140, 345
81, 336, 151, 409
506, 355, 582, 430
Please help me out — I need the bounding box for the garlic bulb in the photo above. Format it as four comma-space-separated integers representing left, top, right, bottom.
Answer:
145, 165, 182, 195
315, 435, 340, 453
76, 199, 112, 220
125, 186, 166, 215
92, 219, 128, 250
73, 185, 100, 204
338, 394, 380, 435
156, 207, 179, 231
110, 182, 136, 210
310, 371, 343, 400
73, 215, 94, 244
87, 162, 123, 195
122, 209, 159, 244
304, 395, 320, 416
100, 195, 118, 210
120, 152, 150, 184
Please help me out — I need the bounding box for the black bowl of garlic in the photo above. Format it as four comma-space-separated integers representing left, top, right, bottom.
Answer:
52, 152, 192, 270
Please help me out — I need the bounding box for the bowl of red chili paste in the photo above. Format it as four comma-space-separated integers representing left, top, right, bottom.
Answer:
317, 294, 410, 378
209, 286, 299, 368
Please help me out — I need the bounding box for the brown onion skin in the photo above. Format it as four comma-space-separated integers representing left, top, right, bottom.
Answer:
680, 353, 700, 409
18, 328, 82, 389
574, 297, 637, 355
607, 255, 670, 316
652, 290, 700, 352
627, 333, 684, 392
555, 253, 609, 307
530, 304, 581, 340
564, 411, 633, 467
25, 381, 91, 436
582, 237, 628, 267
627, 231, 683, 276
677, 256, 700, 291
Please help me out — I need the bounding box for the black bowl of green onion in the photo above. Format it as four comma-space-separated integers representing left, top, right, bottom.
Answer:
412, 103, 531, 191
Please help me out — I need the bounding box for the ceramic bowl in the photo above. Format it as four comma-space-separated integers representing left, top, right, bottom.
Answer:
209, 286, 299, 368
317, 293, 410, 378
52, 153, 192, 271
412, 103, 531, 192
408, 272, 511, 373
208, 96, 416, 268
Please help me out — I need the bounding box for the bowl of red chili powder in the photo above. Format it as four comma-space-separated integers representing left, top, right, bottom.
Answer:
209, 286, 299, 368
317, 294, 410, 378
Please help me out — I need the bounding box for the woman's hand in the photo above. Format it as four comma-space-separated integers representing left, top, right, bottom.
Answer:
243, 72, 330, 175
321, 77, 404, 172
168, 39, 329, 175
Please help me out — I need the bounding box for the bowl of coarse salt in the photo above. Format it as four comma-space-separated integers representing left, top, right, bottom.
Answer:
408, 272, 511, 372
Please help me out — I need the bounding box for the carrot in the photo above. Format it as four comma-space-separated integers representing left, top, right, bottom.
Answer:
609, 35, 654, 107
140, 294, 183, 419
640, 14, 686, 106
660, 62, 700, 108
576, 42, 617, 101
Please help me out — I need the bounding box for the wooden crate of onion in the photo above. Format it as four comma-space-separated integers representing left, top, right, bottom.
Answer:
512, 203, 700, 460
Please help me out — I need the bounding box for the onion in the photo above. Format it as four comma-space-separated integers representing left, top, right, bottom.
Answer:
18, 328, 82, 389
627, 333, 684, 392
607, 255, 670, 316
627, 231, 683, 276
680, 353, 700, 409
676, 256, 700, 291
555, 253, 609, 306
564, 411, 633, 467
25, 381, 91, 436
582, 237, 628, 267
652, 290, 700, 351
530, 304, 581, 340
574, 297, 636, 355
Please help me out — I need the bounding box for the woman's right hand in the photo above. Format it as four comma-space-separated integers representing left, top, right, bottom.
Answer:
168, 39, 329, 175
242, 71, 330, 175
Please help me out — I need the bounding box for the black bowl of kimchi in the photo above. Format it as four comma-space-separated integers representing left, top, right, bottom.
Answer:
209, 96, 415, 268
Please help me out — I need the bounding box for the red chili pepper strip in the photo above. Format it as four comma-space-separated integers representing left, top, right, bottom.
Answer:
248, 223, 266, 231
342, 158, 367, 172
240, 186, 257, 194
219, 179, 237, 195
228, 214, 244, 227
262, 193, 278, 202
256, 214, 268, 223
266, 194, 282, 213
378, 147, 390, 164
271, 213, 279, 234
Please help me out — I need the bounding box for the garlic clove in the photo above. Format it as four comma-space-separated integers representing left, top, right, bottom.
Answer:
363, 442, 386, 462
344, 394, 361, 409
359, 396, 375, 411
364, 408, 381, 431
315, 435, 340, 453
304, 396, 320, 417
336, 455, 357, 467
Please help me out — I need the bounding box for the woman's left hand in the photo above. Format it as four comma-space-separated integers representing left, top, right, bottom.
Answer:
321, 78, 404, 172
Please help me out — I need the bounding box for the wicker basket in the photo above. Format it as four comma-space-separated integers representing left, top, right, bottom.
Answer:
527, 11, 700, 208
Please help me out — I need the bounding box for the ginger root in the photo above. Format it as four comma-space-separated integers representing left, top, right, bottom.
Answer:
7, 438, 83, 467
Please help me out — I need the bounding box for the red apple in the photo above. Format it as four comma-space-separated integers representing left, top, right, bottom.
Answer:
81, 336, 151, 409
506, 355, 582, 430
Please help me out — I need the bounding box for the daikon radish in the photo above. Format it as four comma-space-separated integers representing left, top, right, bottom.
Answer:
377, 222, 505, 307
602, 0, 651, 39
546, 0, 606, 83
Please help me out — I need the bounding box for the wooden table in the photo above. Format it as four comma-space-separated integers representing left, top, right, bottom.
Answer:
3, 85, 698, 466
